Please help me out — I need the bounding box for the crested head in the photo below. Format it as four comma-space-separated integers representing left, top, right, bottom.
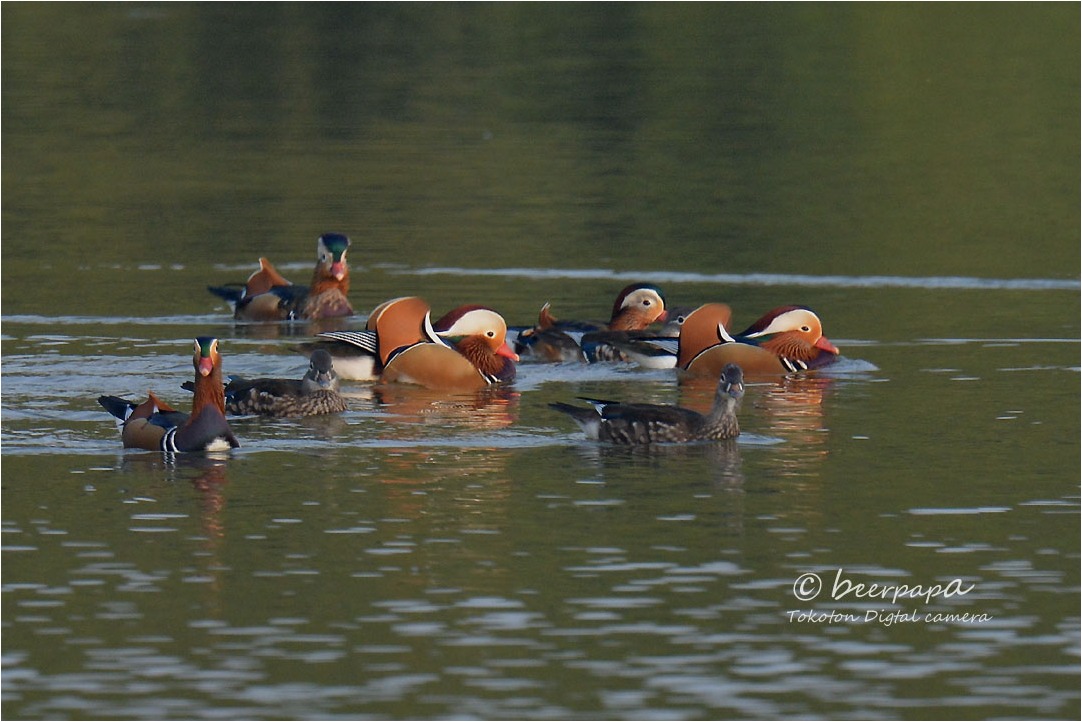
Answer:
193, 337, 221, 377
317, 233, 351, 261
434, 306, 506, 341
740, 306, 817, 337
191, 337, 226, 417
314, 233, 351, 287
739, 306, 839, 360
610, 283, 667, 328
434, 306, 520, 369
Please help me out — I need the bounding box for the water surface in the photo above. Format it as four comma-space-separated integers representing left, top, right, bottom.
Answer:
3, 4, 1079, 720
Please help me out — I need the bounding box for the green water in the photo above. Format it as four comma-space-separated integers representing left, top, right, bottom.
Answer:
2, 4, 1079, 719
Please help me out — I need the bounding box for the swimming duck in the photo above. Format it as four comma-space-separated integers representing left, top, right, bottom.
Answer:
304, 296, 519, 390
208, 233, 355, 321
510, 303, 587, 363
98, 337, 240, 452
550, 363, 745, 444
515, 283, 669, 362
580, 304, 699, 368
216, 350, 348, 417
679, 304, 839, 377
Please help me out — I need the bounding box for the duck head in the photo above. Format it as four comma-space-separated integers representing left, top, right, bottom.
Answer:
736, 306, 839, 361
608, 283, 668, 331
433, 305, 520, 378
314, 233, 351, 285
304, 349, 340, 391
718, 363, 745, 400
192, 336, 227, 416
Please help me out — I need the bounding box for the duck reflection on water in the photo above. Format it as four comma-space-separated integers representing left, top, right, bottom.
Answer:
372, 384, 520, 434
679, 372, 835, 479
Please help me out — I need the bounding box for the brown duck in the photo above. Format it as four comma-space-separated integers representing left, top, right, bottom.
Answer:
99, 337, 240, 452
208, 233, 354, 321
550, 363, 745, 444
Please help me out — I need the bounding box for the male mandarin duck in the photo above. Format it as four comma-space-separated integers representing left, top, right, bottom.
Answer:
98, 337, 240, 452
515, 282, 669, 363
185, 349, 348, 417
678, 304, 839, 377
550, 363, 745, 444
303, 296, 519, 390
208, 233, 355, 321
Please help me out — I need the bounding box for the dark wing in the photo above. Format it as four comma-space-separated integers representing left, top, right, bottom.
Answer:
600, 403, 702, 427
315, 330, 379, 355
225, 377, 304, 399
581, 331, 678, 364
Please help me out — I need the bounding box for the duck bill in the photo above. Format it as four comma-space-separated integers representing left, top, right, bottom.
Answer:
815, 336, 840, 354
330, 261, 347, 281
496, 342, 520, 362
655, 309, 670, 323
197, 357, 215, 376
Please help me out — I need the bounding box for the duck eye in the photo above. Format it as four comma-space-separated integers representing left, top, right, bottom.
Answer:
642, 299, 651, 306
487, 331, 495, 337
800, 326, 811, 332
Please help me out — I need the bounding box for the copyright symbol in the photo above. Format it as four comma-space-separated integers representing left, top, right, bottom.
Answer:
793, 573, 822, 601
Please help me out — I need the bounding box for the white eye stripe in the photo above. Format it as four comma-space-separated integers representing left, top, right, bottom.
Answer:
747, 310, 819, 338
435, 309, 507, 338
623, 290, 663, 310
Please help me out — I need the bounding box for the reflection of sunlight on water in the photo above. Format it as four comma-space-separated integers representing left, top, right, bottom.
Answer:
229, 316, 357, 341
679, 374, 833, 479
396, 266, 1081, 291
109, 453, 233, 616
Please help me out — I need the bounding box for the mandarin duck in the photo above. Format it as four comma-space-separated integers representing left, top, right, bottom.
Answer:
515, 283, 669, 363
98, 337, 240, 452
185, 349, 348, 417
550, 363, 745, 444
580, 304, 698, 369
208, 233, 355, 321
294, 295, 429, 381
678, 304, 839, 377
303, 296, 519, 390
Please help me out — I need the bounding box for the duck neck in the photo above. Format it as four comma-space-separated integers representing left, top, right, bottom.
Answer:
309, 265, 349, 297
608, 311, 647, 332
191, 363, 226, 420
705, 390, 740, 436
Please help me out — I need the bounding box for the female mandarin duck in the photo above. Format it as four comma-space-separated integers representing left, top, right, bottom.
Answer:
678, 304, 839, 377
98, 337, 240, 452
583, 304, 697, 368
187, 349, 348, 417
304, 296, 519, 390
208, 233, 355, 321
550, 363, 745, 443
515, 282, 669, 362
